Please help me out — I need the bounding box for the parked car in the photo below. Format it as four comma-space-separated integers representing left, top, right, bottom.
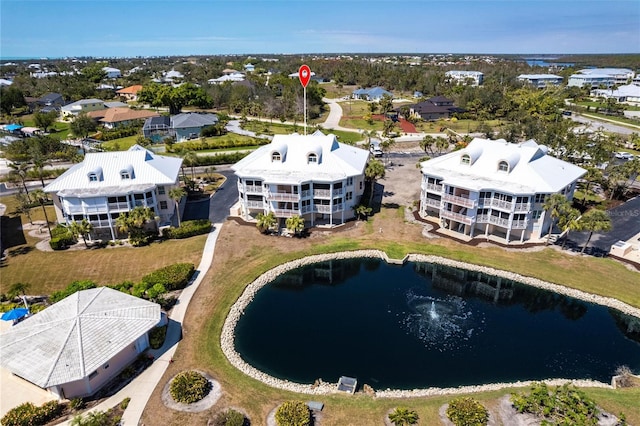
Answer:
614, 151, 634, 160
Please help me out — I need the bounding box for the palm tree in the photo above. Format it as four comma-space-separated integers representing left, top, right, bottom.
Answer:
285, 215, 305, 237
542, 193, 570, 245
380, 137, 396, 165
354, 204, 372, 221
181, 150, 198, 180
434, 136, 450, 155
31, 189, 52, 238
558, 207, 581, 249
70, 219, 94, 247
365, 159, 386, 205
420, 135, 436, 155
169, 186, 187, 227
580, 209, 612, 254
116, 206, 155, 240
9, 162, 31, 200
388, 407, 419, 426
255, 211, 276, 234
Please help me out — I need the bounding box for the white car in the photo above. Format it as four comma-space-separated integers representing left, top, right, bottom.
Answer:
614, 152, 633, 160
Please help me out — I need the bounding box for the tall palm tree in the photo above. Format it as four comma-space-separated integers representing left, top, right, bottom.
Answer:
388, 407, 419, 426
542, 193, 570, 245
580, 209, 612, 254
285, 215, 305, 237
420, 135, 436, 155
31, 188, 52, 238
9, 162, 31, 200
558, 207, 581, 249
181, 150, 198, 180
365, 159, 385, 205
169, 187, 187, 227
70, 219, 94, 247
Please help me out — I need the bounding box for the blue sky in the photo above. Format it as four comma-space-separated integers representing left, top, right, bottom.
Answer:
1, 0, 638, 58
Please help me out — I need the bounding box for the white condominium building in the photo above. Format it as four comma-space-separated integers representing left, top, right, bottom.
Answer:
419, 138, 586, 243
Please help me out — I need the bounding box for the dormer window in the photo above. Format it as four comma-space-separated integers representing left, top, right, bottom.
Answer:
498, 161, 509, 172
88, 173, 98, 182
272, 152, 281, 162
460, 154, 470, 165
308, 153, 318, 163
121, 171, 131, 179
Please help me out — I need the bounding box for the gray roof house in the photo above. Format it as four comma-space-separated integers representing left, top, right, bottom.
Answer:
0, 287, 161, 399
143, 112, 219, 142
352, 87, 393, 101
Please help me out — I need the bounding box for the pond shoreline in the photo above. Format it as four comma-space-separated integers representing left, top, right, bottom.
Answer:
220, 250, 640, 397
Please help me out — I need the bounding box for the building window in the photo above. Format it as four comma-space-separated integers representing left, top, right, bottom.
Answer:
103, 364, 109, 370
346, 192, 353, 201
308, 153, 317, 163
272, 152, 281, 161
88, 173, 98, 182
157, 186, 165, 195
347, 177, 353, 186
461, 154, 470, 165
160, 201, 168, 210
498, 161, 509, 172
89, 371, 98, 380
359, 181, 363, 190
534, 194, 547, 203
532, 210, 542, 220
120, 171, 130, 179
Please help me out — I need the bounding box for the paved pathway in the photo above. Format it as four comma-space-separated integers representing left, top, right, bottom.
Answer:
58, 224, 223, 425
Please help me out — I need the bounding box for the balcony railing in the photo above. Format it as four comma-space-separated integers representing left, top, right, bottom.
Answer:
442, 193, 475, 208
440, 210, 473, 225
273, 209, 300, 218
489, 198, 514, 210
301, 190, 312, 198
313, 189, 331, 198
243, 184, 264, 194
267, 192, 300, 201
423, 182, 443, 192
477, 214, 509, 228
301, 205, 313, 214
512, 219, 528, 229
423, 198, 441, 207
333, 188, 343, 196
245, 200, 264, 208
514, 202, 531, 212
107, 202, 131, 211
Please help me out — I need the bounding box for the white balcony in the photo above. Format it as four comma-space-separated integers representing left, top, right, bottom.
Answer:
243, 184, 264, 195
423, 182, 443, 192
245, 200, 264, 208
440, 210, 473, 225
267, 192, 300, 201
107, 201, 131, 211
443, 193, 475, 208
512, 219, 528, 229
423, 198, 441, 207
273, 208, 300, 218
489, 198, 514, 210
514, 202, 531, 212
313, 189, 331, 198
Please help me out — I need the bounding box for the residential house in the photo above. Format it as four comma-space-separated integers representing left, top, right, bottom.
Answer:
86, 107, 159, 129
116, 85, 143, 101
244, 63, 255, 72
60, 98, 106, 119
445, 70, 484, 86
591, 84, 640, 105
142, 112, 219, 142
517, 74, 563, 88
36, 92, 65, 113
208, 73, 245, 84
43, 144, 183, 240
406, 96, 463, 121
232, 131, 370, 228
102, 67, 122, 79
352, 87, 393, 101
419, 138, 586, 243
0, 78, 12, 86
0, 287, 160, 400
568, 68, 634, 88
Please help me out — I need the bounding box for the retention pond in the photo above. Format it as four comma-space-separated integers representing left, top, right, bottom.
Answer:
234, 257, 640, 391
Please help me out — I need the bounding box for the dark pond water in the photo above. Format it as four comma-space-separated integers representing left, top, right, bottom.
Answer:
234, 258, 640, 390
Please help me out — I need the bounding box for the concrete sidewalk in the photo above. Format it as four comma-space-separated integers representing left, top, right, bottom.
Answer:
57, 224, 223, 425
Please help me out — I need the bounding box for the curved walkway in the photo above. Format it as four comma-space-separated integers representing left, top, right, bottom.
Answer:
320, 98, 362, 133
58, 224, 223, 425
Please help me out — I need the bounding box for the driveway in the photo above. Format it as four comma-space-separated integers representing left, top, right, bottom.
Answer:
569, 114, 637, 135
562, 195, 640, 256
182, 170, 238, 224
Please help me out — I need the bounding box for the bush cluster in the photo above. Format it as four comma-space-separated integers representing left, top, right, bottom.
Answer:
1, 401, 63, 426
171, 151, 249, 166
94, 123, 141, 141
168, 137, 267, 153
511, 382, 601, 425
149, 325, 167, 349
446, 397, 489, 426
170, 371, 212, 404
213, 408, 246, 426
164, 219, 211, 239
51, 280, 97, 303
141, 263, 195, 291
275, 401, 310, 426
49, 224, 76, 250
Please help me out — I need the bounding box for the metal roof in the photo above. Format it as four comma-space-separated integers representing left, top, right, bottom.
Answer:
0, 287, 160, 388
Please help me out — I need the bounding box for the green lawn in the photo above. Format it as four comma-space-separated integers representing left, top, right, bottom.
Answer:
19, 114, 72, 140
100, 135, 139, 151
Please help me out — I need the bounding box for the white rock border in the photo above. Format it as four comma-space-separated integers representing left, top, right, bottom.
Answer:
221, 250, 640, 398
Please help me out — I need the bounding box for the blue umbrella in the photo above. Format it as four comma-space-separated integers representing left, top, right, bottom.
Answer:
1, 308, 29, 321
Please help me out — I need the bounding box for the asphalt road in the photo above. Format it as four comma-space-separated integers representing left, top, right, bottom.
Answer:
569, 114, 637, 135
182, 170, 238, 224
561, 195, 640, 256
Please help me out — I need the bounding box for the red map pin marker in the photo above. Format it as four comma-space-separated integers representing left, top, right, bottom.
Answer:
298, 64, 311, 88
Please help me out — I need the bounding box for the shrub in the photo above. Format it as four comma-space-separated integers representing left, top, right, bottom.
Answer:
213, 408, 246, 426
2, 400, 63, 426
120, 397, 131, 410
69, 397, 85, 411
141, 263, 195, 291
511, 382, 600, 425
170, 371, 212, 404
275, 400, 310, 426
388, 406, 419, 425
49, 225, 76, 250
164, 219, 211, 239
446, 397, 489, 426
50, 280, 97, 303
149, 325, 167, 349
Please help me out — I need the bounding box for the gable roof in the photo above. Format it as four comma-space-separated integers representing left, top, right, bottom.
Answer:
171, 113, 218, 129
232, 131, 370, 184
44, 145, 182, 197
420, 138, 586, 193
0, 287, 160, 388
98, 107, 159, 124
38, 92, 64, 105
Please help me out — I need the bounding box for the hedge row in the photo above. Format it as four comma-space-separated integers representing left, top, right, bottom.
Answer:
164, 220, 211, 239
191, 152, 249, 166
168, 137, 267, 152
1, 401, 63, 426
141, 263, 195, 291
50, 224, 76, 250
